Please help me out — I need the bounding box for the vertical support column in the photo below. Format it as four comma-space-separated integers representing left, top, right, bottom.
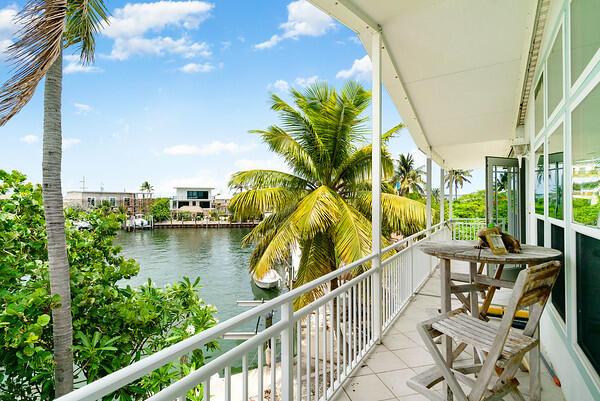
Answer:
371, 29, 383, 344
280, 303, 294, 401
426, 157, 432, 230
448, 172, 454, 220
440, 167, 445, 223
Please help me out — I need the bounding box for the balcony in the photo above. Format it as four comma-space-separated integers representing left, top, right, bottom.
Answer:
56, 219, 565, 401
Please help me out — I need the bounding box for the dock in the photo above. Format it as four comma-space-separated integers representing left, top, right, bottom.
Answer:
153, 220, 259, 229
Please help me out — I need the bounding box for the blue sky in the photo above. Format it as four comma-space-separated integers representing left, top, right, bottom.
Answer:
0, 0, 483, 197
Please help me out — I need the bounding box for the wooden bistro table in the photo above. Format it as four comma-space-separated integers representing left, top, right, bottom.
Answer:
418, 240, 561, 401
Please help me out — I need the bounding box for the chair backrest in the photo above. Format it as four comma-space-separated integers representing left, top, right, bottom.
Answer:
470, 260, 562, 401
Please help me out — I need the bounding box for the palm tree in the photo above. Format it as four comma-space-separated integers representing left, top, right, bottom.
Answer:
393, 153, 425, 196
445, 169, 473, 200
140, 181, 154, 194
0, 0, 108, 396
229, 82, 427, 308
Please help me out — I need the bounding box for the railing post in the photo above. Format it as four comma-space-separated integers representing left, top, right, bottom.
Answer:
440, 167, 445, 223
426, 157, 432, 230
371, 28, 383, 344
281, 303, 294, 401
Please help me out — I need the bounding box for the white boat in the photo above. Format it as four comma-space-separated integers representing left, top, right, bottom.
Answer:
133, 214, 149, 228
253, 269, 282, 289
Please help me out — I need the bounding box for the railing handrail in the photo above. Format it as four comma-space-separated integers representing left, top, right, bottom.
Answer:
55, 220, 452, 401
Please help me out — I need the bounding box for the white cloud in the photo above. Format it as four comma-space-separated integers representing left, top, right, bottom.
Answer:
295, 75, 318, 86
179, 62, 215, 73
336, 55, 372, 80
74, 102, 92, 114
254, 0, 335, 50
0, 5, 18, 58
63, 138, 81, 149
221, 40, 231, 50
348, 35, 361, 45
109, 36, 210, 60
20, 134, 39, 144
104, 1, 213, 60
163, 141, 253, 156
268, 79, 290, 92
64, 55, 103, 74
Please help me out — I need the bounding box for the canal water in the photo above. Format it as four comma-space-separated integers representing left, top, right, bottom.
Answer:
115, 228, 287, 368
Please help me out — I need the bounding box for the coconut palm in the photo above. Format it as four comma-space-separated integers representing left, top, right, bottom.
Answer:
393, 153, 425, 196
140, 181, 154, 194
229, 82, 427, 308
0, 0, 108, 396
445, 169, 473, 200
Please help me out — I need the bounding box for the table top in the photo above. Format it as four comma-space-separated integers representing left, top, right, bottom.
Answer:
418, 240, 562, 264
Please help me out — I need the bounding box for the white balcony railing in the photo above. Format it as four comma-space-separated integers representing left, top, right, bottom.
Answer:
57, 221, 460, 401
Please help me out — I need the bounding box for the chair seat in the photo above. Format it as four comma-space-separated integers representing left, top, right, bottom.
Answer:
430, 312, 537, 366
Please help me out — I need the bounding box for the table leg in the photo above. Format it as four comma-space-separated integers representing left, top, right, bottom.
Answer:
441, 258, 453, 400
480, 264, 505, 319
469, 262, 480, 364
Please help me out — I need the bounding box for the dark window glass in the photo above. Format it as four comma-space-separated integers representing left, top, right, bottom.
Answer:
537, 219, 545, 246
577, 233, 600, 375
551, 225, 565, 321
187, 191, 209, 199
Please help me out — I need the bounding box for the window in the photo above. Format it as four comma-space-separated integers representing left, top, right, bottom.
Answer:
571, 0, 600, 85
548, 124, 564, 220
109, 197, 116, 207
187, 190, 209, 199
535, 144, 545, 215
576, 233, 600, 375
534, 76, 544, 134
572, 82, 600, 227
87, 197, 96, 208
547, 27, 563, 115
537, 218, 545, 246
551, 224, 565, 321
124, 197, 131, 207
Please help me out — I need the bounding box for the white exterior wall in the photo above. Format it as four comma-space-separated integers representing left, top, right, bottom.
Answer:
524, 1, 600, 400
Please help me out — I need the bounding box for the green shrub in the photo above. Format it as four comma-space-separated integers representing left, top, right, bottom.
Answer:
0, 170, 217, 400
151, 198, 172, 222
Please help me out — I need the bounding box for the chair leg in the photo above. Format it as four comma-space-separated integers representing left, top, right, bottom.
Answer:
417, 325, 469, 401
509, 388, 527, 401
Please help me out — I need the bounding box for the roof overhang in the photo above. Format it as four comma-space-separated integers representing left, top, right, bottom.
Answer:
310, 0, 540, 169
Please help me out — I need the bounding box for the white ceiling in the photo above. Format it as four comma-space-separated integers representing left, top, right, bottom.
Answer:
311, 0, 539, 169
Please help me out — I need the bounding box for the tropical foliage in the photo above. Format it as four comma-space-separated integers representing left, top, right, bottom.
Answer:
0, 170, 217, 400
228, 82, 428, 308
392, 153, 425, 196
140, 181, 154, 194
0, 0, 111, 395
151, 198, 172, 222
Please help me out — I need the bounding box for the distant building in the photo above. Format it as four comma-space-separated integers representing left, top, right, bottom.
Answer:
171, 187, 214, 211
64, 190, 150, 214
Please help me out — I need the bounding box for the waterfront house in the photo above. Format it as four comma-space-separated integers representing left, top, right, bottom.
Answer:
64, 190, 149, 215
171, 187, 215, 210
58, 1, 599, 400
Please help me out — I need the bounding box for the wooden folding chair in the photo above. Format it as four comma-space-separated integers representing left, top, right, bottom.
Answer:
407, 260, 561, 401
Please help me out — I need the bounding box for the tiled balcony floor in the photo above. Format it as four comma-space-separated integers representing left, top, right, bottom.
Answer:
333, 267, 566, 401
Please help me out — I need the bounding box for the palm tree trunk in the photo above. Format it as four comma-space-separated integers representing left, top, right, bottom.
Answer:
43, 50, 74, 397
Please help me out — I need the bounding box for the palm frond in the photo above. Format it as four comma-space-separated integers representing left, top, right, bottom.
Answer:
228, 188, 299, 220
289, 185, 339, 238
331, 195, 372, 266
250, 127, 319, 181
249, 214, 298, 278
333, 144, 395, 188
0, 0, 67, 125
64, 0, 109, 63
229, 169, 311, 191
356, 191, 427, 236
292, 234, 335, 309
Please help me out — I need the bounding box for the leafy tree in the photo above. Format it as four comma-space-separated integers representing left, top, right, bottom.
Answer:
0, 0, 110, 394
392, 153, 425, 196
229, 81, 427, 308
0, 170, 217, 400
140, 181, 154, 194
151, 198, 172, 222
